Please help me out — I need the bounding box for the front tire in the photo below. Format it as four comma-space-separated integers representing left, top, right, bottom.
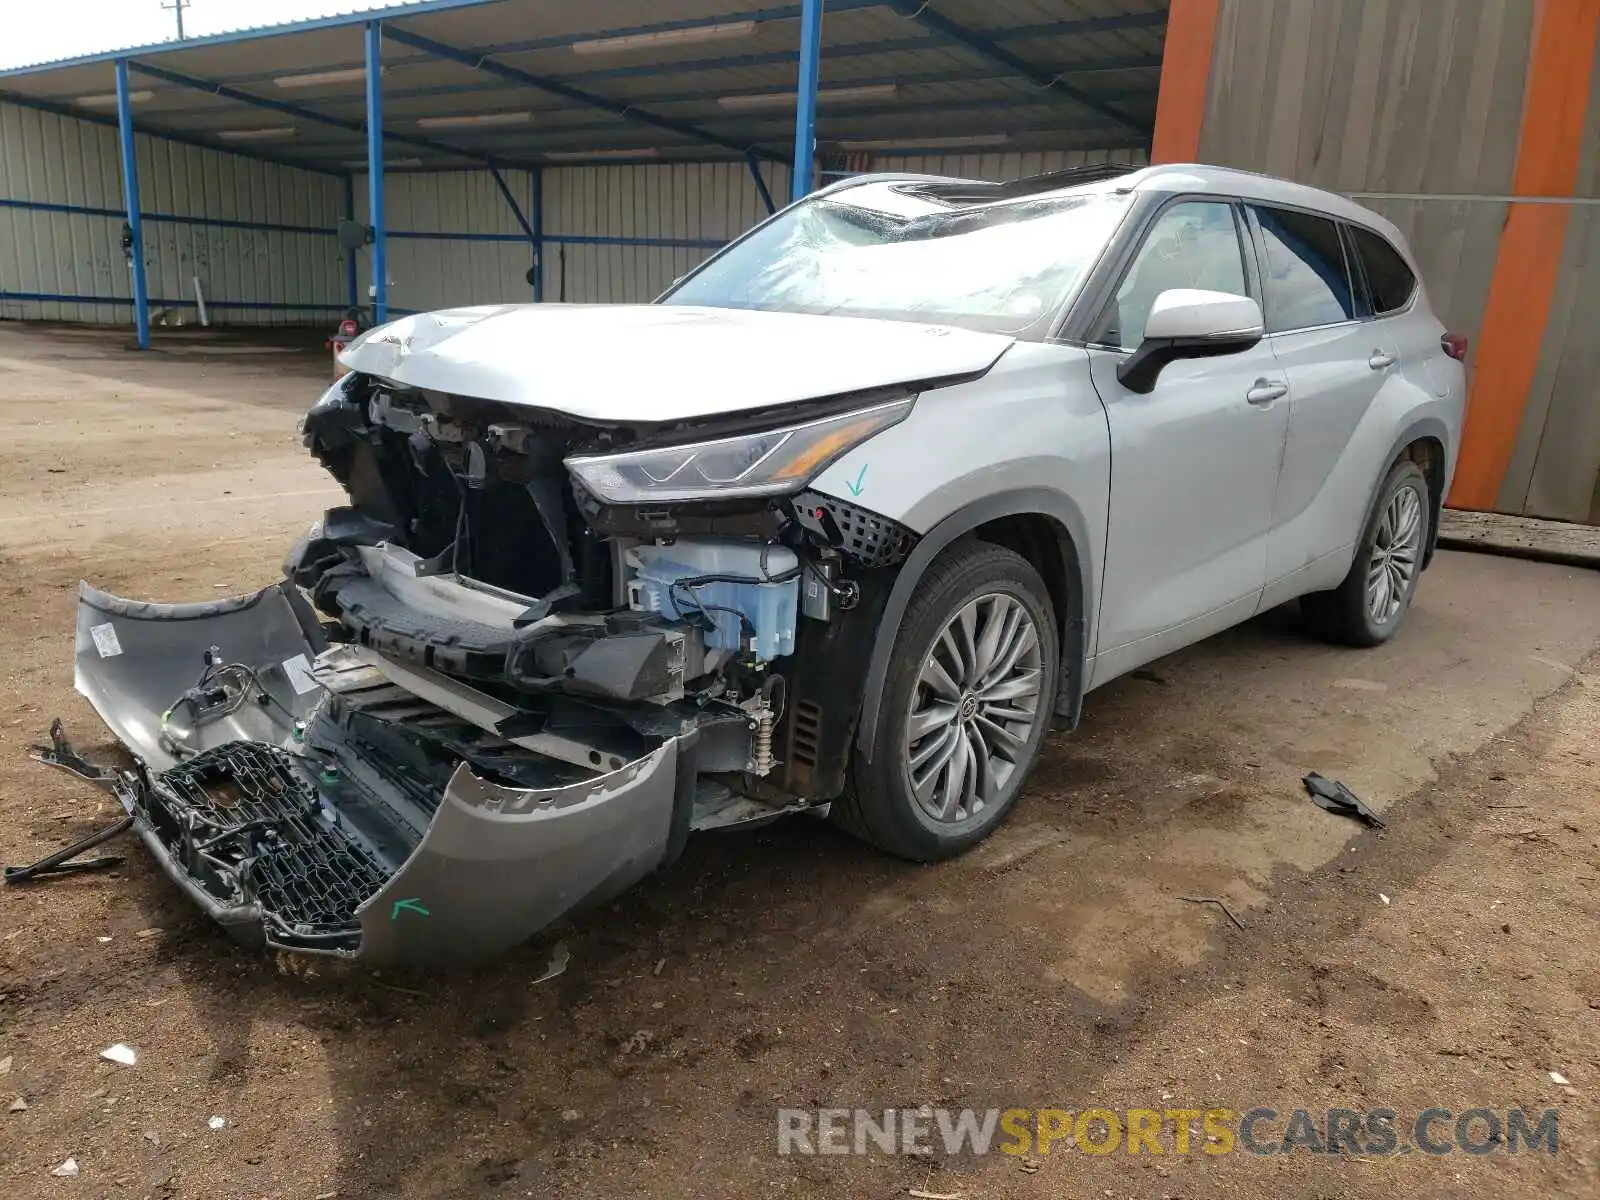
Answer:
1302, 459, 1431, 647
836, 540, 1058, 861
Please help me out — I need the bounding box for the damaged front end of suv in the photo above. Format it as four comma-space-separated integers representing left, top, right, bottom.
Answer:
57, 311, 972, 964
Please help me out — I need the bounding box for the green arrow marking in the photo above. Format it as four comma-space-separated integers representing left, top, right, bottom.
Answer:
846, 464, 868, 497
390, 897, 431, 920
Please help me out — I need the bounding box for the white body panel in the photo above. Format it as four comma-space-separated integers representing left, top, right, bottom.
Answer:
1084, 339, 1291, 685
339, 303, 1014, 423
1258, 306, 1465, 610
1264, 321, 1398, 586
809, 340, 1112, 648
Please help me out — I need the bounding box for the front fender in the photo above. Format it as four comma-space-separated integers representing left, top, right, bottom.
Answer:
853, 488, 1094, 763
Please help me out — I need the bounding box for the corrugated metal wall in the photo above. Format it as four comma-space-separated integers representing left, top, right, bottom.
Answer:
2, 100, 1149, 333
545, 161, 790, 304
1501, 39, 1600, 526
356, 151, 1152, 315
0, 99, 344, 325
1196, 0, 1533, 361
353, 168, 539, 313
354, 161, 790, 312
1195, 0, 1600, 525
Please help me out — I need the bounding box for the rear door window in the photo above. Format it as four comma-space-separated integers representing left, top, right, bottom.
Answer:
1251, 206, 1357, 333
1348, 224, 1417, 315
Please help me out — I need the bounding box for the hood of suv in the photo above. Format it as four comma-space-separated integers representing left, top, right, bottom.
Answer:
338, 303, 1014, 423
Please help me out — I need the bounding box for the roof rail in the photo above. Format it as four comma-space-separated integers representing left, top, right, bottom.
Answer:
995, 162, 1138, 195
891, 161, 1137, 206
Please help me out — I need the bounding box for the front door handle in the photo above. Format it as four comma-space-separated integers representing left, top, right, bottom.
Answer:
1369, 351, 1397, 370
1246, 379, 1289, 406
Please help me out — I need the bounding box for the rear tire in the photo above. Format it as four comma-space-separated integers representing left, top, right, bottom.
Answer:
1302, 459, 1430, 648
835, 540, 1058, 861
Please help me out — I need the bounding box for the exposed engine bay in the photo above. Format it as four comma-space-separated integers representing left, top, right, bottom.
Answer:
53, 370, 924, 963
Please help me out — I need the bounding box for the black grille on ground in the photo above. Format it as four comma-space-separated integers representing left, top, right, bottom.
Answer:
147, 743, 390, 945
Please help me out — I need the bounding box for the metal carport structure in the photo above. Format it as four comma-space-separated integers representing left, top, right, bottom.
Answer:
0, 0, 1165, 347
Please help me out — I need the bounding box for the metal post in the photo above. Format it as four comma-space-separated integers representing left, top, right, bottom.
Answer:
114, 59, 150, 350
342, 174, 358, 311
791, 0, 825, 201
748, 152, 777, 215
531, 168, 544, 301
364, 21, 388, 324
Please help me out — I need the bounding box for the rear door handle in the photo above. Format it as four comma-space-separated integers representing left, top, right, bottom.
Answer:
1369, 351, 1397, 370
1246, 379, 1289, 406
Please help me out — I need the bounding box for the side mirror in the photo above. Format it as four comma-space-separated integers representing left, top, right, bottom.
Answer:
1116, 289, 1265, 394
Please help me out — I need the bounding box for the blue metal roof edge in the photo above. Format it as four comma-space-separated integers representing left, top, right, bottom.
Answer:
0, 0, 509, 79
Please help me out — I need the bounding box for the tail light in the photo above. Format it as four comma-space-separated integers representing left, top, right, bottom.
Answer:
1441, 332, 1468, 361
337, 318, 359, 339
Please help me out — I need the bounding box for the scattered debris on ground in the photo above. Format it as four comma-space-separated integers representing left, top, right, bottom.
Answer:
1304, 772, 1388, 828
534, 941, 571, 985
1176, 894, 1246, 930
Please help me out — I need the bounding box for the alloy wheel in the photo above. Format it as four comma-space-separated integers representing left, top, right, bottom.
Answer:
904, 593, 1044, 824
1367, 483, 1423, 624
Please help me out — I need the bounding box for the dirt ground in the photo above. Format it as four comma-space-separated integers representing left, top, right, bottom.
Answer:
0, 322, 1597, 1200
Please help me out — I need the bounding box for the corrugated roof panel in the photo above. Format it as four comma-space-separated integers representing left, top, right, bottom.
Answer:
0, 0, 1165, 169
403, 0, 761, 49
935, 0, 1167, 28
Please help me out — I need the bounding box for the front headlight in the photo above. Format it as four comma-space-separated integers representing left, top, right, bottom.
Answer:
565, 399, 913, 504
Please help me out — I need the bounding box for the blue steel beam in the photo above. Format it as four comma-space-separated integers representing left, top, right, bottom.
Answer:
880, 0, 1147, 136
342, 175, 359, 310
365, 22, 388, 324
530, 168, 543, 300
747, 153, 777, 215
379, 25, 785, 163
0, 197, 335, 234
0, 290, 345, 311
114, 59, 150, 351
488, 166, 536, 245
791, 0, 823, 200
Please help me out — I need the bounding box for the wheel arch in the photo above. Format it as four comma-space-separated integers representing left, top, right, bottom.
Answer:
856, 489, 1093, 764
1372, 417, 1450, 570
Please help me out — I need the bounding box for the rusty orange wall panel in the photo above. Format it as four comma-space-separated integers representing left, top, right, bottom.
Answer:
1448, 0, 1600, 510
1152, 0, 1222, 164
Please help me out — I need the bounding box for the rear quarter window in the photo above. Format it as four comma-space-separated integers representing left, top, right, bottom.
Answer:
1349, 224, 1417, 315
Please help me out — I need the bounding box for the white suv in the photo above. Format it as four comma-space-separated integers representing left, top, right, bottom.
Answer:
63, 164, 1467, 963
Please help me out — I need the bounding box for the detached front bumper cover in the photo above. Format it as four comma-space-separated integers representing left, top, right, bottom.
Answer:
58, 580, 686, 964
